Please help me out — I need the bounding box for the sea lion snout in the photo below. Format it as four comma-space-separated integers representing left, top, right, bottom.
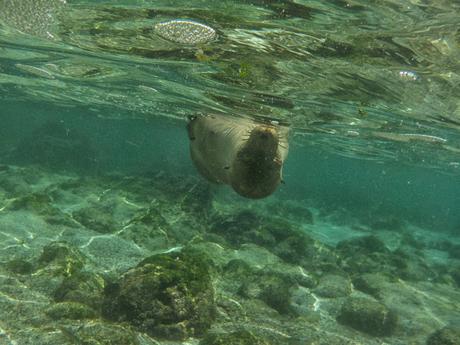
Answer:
187, 114, 289, 199
231, 124, 283, 199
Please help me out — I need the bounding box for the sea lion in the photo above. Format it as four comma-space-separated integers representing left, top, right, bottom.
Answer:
187, 114, 289, 199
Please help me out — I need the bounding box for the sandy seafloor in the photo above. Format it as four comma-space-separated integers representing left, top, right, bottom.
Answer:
0, 162, 459, 345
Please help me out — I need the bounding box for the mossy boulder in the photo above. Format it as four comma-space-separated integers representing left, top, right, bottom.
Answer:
288, 285, 320, 319
103, 248, 215, 340
314, 274, 352, 298
53, 271, 106, 310
352, 273, 391, 299
258, 275, 293, 315
200, 330, 269, 345
426, 325, 460, 345
336, 236, 432, 281
38, 241, 86, 277
337, 297, 398, 336
337, 235, 388, 255
5, 258, 34, 274
210, 211, 320, 265
72, 206, 116, 234
6, 192, 72, 225
7, 192, 53, 212
393, 248, 433, 281
45, 301, 97, 320
24, 242, 88, 297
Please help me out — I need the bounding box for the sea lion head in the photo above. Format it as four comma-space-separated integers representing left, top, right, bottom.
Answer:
230, 125, 284, 199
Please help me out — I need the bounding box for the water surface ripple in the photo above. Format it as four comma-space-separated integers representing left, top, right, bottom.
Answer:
0, 0, 459, 171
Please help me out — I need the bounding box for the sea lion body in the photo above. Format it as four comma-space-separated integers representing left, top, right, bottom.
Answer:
187, 114, 289, 199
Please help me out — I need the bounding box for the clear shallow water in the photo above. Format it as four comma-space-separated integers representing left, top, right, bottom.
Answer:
1, 0, 459, 170
1, 1, 460, 345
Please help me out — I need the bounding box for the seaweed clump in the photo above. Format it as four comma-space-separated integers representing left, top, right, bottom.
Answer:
103, 248, 216, 340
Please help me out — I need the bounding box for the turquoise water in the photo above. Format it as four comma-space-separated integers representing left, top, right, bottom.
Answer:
1, 1, 460, 345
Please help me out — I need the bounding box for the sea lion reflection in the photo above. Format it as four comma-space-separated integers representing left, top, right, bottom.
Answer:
187, 114, 289, 199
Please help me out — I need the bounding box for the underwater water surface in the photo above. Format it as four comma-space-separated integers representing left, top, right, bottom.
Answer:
0, 1, 460, 345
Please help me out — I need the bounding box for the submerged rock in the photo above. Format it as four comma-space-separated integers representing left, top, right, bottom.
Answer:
53, 271, 106, 311
337, 235, 388, 254
72, 205, 117, 234
28, 242, 89, 298
5, 258, 34, 274
210, 211, 321, 266
352, 273, 392, 299
336, 235, 435, 282
103, 248, 216, 340
258, 275, 293, 315
426, 325, 460, 345
314, 273, 352, 298
288, 285, 320, 319
59, 321, 141, 345
38, 241, 86, 277
45, 301, 97, 320
337, 297, 398, 336
6, 191, 74, 226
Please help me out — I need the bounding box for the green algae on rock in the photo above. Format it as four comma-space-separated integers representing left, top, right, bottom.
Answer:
313, 273, 352, 298
337, 297, 398, 336
258, 275, 293, 315
5, 258, 34, 274
352, 273, 393, 299
209, 210, 320, 265
45, 301, 97, 320
72, 206, 117, 234
103, 248, 216, 340
53, 271, 106, 311
336, 235, 388, 255
38, 241, 86, 277
59, 321, 142, 345
5, 189, 76, 227
426, 325, 460, 345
